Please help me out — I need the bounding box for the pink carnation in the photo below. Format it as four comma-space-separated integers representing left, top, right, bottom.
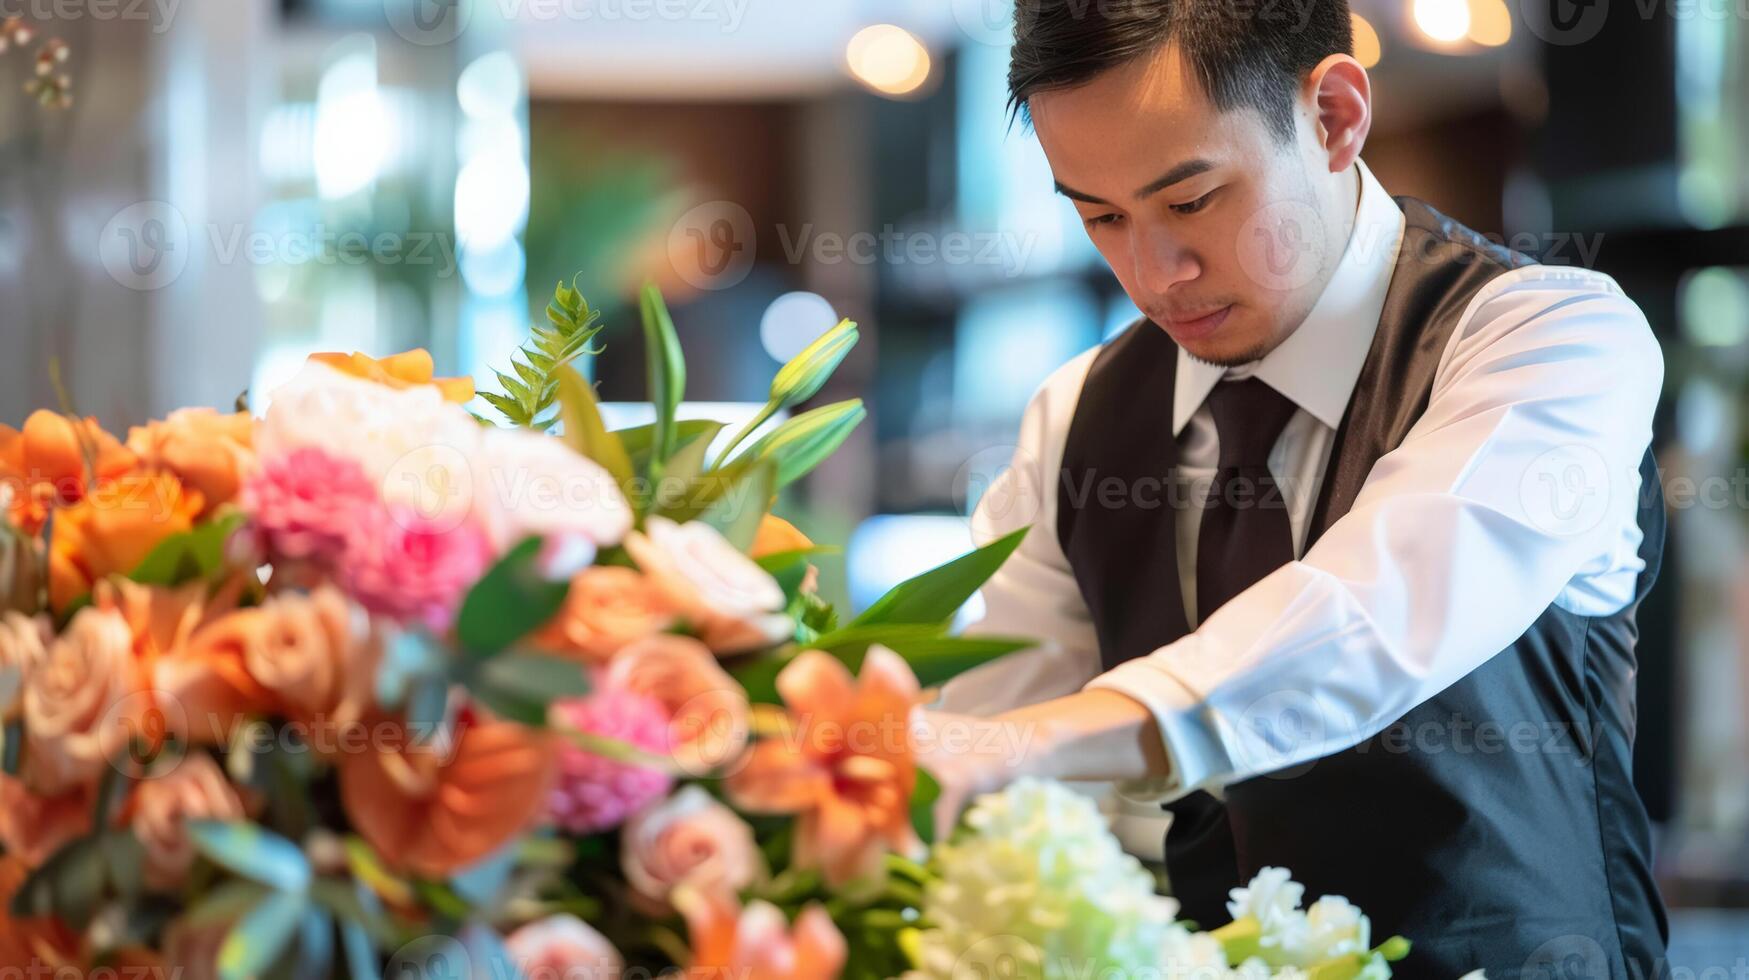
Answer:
341, 501, 492, 632
243, 447, 378, 563
546, 689, 674, 834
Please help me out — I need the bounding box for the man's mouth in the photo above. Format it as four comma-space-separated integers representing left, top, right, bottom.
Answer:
1161, 304, 1233, 340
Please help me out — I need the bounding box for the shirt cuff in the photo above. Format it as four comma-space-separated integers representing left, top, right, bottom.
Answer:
1083, 652, 1232, 804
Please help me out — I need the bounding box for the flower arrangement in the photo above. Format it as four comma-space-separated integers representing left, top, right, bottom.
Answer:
0, 279, 1432, 980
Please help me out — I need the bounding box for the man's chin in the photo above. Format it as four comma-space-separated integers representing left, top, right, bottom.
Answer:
1158, 323, 1272, 367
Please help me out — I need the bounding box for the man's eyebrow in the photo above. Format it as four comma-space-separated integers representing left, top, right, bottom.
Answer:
1136, 159, 1215, 198
1053, 181, 1107, 205
1052, 159, 1217, 206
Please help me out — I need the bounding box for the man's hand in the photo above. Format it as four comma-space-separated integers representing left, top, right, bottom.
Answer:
911, 690, 1173, 840
910, 707, 1049, 842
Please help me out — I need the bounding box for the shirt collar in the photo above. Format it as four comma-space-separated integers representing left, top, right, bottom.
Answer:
1171, 159, 1406, 436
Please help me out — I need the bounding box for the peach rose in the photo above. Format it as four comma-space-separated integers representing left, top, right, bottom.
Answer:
0, 611, 50, 722
675, 886, 845, 980
0, 410, 137, 535
22, 605, 139, 795
623, 517, 790, 654
127, 408, 255, 516
0, 774, 92, 870
539, 566, 676, 665
244, 586, 380, 735
622, 785, 764, 912
503, 915, 623, 980
605, 635, 750, 777
339, 714, 557, 878
48, 471, 203, 613
132, 753, 246, 891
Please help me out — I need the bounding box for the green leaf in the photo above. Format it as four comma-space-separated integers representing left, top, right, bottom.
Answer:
742, 399, 865, 488
129, 510, 245, 587
218, 891, 308, 980
309, 878, 397, 947
555, 364, 637, 496
730, 652, 789, 705
100, 829, 146, 901
910, 769, 942, 846
697, 460, 775, 552
808, 625, 1033, 688
455, 537, 571, 657
187, 820, 313, 893
181, 878, 272, 928
9, 836, 105, 928
754, 546, 839, 574
851, 526, 1030, 627
639, 283, 687, 466
465, 652, 592, 727
615, 419, 723, 462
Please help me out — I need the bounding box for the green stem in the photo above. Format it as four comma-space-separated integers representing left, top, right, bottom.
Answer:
712, 401, 777, 469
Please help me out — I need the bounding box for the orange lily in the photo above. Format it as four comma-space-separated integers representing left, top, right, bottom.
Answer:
0, 410, 137, 534
674, 885, 846, 980
725, 646, 921, 887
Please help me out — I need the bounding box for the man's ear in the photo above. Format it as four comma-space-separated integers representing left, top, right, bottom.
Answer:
1306, 54, 1371, 173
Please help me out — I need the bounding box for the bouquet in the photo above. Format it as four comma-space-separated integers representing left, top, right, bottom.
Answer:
0, 279, 1421, 980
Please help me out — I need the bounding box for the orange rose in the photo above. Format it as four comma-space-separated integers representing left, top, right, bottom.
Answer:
151, 587, 379, 747
127, 408, 255, 516
0, 775, 92, 870
308, 349, 475, 403
0, 410, 137, 534
538, 566, 677, 665
49, 471, 203, 613
132, 753, 246, 891
339, 714, 556, 877
22, 605, 141, 795
151, 607, 276, 745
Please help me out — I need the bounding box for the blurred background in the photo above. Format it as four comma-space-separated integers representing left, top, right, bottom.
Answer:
2, 0, 1747, 962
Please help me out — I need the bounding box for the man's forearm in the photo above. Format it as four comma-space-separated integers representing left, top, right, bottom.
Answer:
997, 688, 1173, 785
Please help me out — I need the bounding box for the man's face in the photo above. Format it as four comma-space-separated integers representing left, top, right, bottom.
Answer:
1030, 44, 1349, 365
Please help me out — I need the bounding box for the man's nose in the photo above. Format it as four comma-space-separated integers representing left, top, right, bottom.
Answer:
1130, 226, 1201, 295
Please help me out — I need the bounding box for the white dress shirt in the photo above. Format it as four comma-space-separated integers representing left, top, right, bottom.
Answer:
938, 160, 1663, 860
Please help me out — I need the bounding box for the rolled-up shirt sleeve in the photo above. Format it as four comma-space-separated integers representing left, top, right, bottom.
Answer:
1086, 269, 1664, 801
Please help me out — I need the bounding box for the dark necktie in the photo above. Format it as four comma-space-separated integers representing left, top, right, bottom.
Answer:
1196, 377, 1300, 624
1164, 376, 1300, 929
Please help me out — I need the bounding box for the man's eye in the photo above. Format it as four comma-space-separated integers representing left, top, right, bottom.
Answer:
1170, 190, 1216, 215
1085, 213, 1123, 228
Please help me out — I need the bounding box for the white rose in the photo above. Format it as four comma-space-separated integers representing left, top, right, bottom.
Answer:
623, 516, 789, 654
473, 426, 633, 550
258, 362, 482, 522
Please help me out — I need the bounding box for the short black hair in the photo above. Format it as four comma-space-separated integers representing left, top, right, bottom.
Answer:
1008, 0, 1354, 141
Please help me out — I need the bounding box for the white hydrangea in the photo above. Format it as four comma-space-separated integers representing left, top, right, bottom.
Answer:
908, 778, 1181, 980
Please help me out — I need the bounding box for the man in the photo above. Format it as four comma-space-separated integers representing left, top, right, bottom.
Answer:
916, 2, 1669, 977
